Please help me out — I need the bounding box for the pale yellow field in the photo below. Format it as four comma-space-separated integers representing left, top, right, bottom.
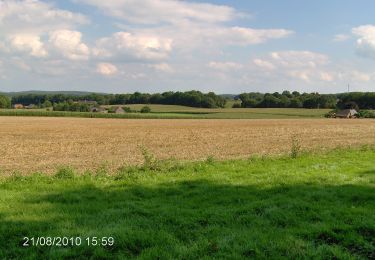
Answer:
1, 116, 375, 174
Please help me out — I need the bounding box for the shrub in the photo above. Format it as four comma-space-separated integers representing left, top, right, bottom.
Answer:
357, 110, 375, 118
232, 103, 241, 108
140, 106, 151, 113
122, 106, 132, 113
324, 109, 338, 118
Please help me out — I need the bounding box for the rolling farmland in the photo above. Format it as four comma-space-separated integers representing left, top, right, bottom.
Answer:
1, 116, 375, 174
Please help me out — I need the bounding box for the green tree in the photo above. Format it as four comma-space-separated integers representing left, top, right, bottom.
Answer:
0, 95, 11, 108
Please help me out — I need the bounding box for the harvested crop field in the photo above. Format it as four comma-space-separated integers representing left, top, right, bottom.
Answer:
1, 116, 375, 174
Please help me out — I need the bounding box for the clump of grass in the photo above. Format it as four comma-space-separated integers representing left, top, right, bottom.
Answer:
290, 135, 302, 159
206, 155, 215, 164
95, 162, 110, 178
54, 166, 76, 179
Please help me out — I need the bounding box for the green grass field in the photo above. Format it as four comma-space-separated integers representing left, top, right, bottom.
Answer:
0, 105, 330, 119
1, 148, 374, 258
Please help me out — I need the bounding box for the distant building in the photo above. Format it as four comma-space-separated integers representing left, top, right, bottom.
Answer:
336, 109, 358, 118
114, 107, 125, 114
24, 104, 35, 109
13, 104, 24, 109
90, 107, 108, 113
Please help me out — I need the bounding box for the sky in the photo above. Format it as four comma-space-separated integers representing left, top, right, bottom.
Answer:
1, 0, 375, 94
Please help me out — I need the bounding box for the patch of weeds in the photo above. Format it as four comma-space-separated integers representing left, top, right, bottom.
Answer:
95, 162, 109, 178
139, 145, 162, 171
115, 165, 142, 181
161, 158, 185, 172
8, 171, 25, 182
54, 166, 76, 179
290, 135, 302, 159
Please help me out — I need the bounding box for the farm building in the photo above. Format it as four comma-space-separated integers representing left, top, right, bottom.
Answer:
24, 104, 35, 109
13, 104, 24, 109
113, 107, 125, 114
90, 107, 108, 113
336, 109, 358, 118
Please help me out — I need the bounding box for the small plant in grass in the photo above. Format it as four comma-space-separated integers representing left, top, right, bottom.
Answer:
290, 135, 301, 159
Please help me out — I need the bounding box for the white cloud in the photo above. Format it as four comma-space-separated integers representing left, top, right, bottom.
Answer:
76, 0, 292, 52
8, 34, 48, 57
150, 63, 174, 73
49, 30, 90, 60
94, 32, 173, 61
269, 51, 329, 68
351, 70, 371, 82
0, 0, 88, 35
227, 27, 292, 45
288, 70, 312, 82
74, 0, 238, 25
320, 72, 334, 82
208, 61, 243, 71
11, 57, 31, 71
96, 62, 118, 76
352, 25, 375, 59
0, 0, 91, 67
240, 51, 334, 84
253, 59, 275, 70
333, 34, 350, 42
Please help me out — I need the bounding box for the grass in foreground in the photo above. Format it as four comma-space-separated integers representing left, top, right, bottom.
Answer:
0, 148, 374, 259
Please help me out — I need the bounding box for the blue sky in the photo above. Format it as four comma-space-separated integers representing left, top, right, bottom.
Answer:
1, 0, 375, 94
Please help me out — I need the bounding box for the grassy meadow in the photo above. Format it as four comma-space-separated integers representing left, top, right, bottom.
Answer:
0, 147, 374, 258
0, 105, 330, 119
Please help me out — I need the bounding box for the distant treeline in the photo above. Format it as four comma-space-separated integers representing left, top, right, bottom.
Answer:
3, 90, 375, 110
238, 91, 375, 109
238, 91, 337, 109
10, 91, 226, 108
336, 92, 375, 109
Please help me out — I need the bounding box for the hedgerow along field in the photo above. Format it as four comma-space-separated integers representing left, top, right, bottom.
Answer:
1, 117, 375, 174
0, 147, 374, 258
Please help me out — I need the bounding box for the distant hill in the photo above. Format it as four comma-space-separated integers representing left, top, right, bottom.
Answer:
0, 90, 105, 97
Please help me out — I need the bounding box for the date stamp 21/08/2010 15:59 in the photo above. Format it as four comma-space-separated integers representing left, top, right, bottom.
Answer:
22, 236, 115, 247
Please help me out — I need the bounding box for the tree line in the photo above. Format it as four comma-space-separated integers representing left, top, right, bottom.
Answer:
2, 90, 375, 110
237, 91, 337, 109
9, 91, 226, 109
336, 92, 375, 110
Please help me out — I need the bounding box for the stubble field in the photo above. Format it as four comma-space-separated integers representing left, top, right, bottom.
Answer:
1, 116, 375, 174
